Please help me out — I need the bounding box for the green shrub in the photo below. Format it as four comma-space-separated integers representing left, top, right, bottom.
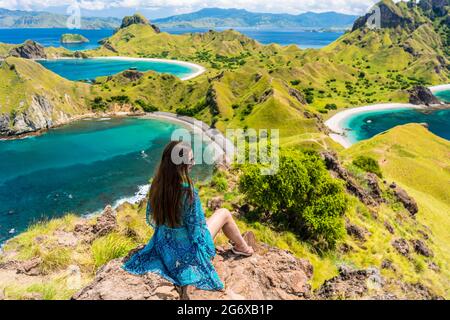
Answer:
211, 171, 228, 192
90, 96, 108, 111
352, 155, 383, 178
325, 103, 338, 110
135, 99, 158, 112
239, 151, 347, 251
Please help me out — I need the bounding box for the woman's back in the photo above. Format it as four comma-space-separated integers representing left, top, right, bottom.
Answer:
123, 187, 223, 290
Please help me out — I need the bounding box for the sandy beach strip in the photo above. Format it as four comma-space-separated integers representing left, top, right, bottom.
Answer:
429, 83, 450, 93
325, 103, 422, 148
35, 56, 206, 81
94, 56, 206, 81
142, 112, 235, 165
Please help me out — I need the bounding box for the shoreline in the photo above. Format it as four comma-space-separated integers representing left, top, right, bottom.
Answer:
0, 111, 234, 246
325, 84, 450, 148
325, 103, 424, 148
37, 56, 206, 81
429, 83, 450, 93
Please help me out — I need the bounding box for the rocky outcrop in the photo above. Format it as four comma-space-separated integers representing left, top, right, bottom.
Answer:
316, 266, 385, 300
352, 1, 413, 31
74, 205, 118, 243
389, 182, 419, 216
72, 259, 180, 300
120, 70, 144, 82
288, 88, 308, 105
0, 95, 68, 136
316, 265, 442, 300
410, 239, 433, 257
321, 151, 383, 207
73, 234, 314, 300
100, 41, 118, 53
207, 196, 224, 211
408, 86, 442, 106
9, 40, 47, 59
119, 14, 160, 33
392, 238, 410, 256
345, 221, 371, 242
206, 86, 220, 116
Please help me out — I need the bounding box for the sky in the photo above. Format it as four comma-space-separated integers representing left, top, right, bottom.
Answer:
0, 0, 385, 18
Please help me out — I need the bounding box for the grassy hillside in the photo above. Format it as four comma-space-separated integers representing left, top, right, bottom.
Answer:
80, 0, 449, 144
2, 127, 449, 299
0, 57, 91, 118
342, 124, 450, 297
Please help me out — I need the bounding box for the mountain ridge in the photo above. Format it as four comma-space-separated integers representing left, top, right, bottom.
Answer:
0, 8, 121, 29
154, 8, 358, 30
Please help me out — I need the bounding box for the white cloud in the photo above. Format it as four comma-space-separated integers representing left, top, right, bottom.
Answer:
0, 0, 385, 15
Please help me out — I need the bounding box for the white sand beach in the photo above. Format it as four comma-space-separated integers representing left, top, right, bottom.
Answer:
429, 83, 450, 93
98, 56, 206, 80
142, 112, 235, 165
325, 103, 423, 148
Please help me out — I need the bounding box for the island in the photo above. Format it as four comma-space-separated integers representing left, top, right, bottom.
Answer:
60, 33, 89, 44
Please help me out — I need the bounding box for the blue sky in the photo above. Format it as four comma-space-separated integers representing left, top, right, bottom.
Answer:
0, 1, 383, 18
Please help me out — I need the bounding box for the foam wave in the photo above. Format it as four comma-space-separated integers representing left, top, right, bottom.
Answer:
113, 184, 150, 208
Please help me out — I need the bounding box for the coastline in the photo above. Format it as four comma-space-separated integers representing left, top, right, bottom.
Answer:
0, 111, 234, 246
325, 103, 423, 148
37, 56, 207, 81
141, 111, 235, 165
429, 83, 450, 93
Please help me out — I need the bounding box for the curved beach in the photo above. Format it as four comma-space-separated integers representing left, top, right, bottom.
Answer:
325, 84, 450, 148
97, 56, 206, 80
142, 111, 235, 165
429, 83, 450, 93
325, 103, 423, 148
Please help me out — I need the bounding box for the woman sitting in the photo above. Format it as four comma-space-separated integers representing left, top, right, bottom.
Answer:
123, 141, 254, 291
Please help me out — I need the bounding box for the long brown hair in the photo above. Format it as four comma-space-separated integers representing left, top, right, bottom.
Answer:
149, 141, 194, 228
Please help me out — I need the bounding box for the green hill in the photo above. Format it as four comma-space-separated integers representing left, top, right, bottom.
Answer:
0, 57, 91, 135
342, 124, 450, 297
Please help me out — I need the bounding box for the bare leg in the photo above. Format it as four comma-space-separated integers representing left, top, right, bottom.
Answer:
207, 208, 254, 254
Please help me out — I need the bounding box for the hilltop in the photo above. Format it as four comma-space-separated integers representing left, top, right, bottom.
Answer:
154, 8, 358, 30
0, 57, 90, 136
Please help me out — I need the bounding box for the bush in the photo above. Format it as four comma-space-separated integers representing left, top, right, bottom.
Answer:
135, 99, 158, 112
90, 96, 108, 111
352, 155, 383, 178
325, 103, 338, 110
211, 170, 228, 192
239, 151, 348, 251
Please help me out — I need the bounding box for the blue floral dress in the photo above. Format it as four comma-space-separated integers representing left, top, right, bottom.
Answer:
122, 187, 224, 291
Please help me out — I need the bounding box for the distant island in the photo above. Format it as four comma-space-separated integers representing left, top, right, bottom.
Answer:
0, 7, 357, 30
154, 8, 358, 30
60, 33, 89, 44
0, 8, 121, 29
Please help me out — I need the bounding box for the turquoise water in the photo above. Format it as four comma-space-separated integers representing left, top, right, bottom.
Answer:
343, 108, 450, 144
435, 89, 450, 103
0, 28, 113, 51
0, 28, 343, 50
0, 117, 214, 243
37, 58, 196, 81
